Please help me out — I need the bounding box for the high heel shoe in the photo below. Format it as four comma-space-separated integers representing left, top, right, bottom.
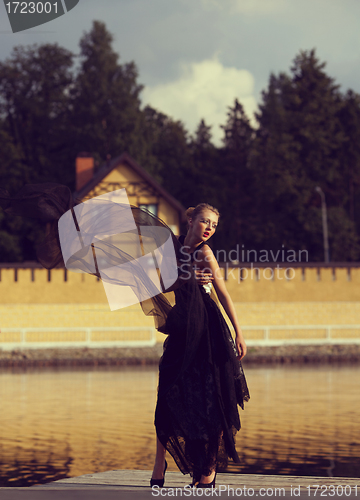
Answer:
150, 459, 168, 488
189, 472, 201, 488
196, 471, 216, 488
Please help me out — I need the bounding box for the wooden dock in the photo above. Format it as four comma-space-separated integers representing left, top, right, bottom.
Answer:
0, 470, 358, 499
32, 470, 360, 498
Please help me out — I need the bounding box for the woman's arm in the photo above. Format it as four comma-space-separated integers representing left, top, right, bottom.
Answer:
196, 245, 247, 360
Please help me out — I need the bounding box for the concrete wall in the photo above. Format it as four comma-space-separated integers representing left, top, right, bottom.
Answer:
1, 266, 359, 344
223, 266, 360, 302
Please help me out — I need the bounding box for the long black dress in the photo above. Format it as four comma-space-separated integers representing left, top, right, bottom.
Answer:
155, 235, 249, 479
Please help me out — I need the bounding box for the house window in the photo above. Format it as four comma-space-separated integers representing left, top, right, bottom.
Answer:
139, 204, 158, 217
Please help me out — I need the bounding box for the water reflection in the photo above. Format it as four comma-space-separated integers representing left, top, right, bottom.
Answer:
235, 365, 360, 478
0, 447, 72, 487
0, 365, 359, 486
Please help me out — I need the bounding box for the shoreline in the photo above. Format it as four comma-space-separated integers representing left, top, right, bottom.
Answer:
1, 343, 360, 368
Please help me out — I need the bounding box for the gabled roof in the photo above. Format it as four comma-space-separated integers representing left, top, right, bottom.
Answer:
73, 152, 185, 220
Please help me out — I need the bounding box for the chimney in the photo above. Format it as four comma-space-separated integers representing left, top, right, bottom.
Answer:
76, 153, 94, 192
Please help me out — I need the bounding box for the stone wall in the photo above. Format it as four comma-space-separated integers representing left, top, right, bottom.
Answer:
1, 266, 359, 345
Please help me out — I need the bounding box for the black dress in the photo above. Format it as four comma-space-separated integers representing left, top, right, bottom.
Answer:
155, 235, 249, 479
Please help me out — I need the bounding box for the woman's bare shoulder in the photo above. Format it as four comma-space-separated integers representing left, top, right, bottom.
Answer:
196, 244, 217, 263
200, 243, 212, 253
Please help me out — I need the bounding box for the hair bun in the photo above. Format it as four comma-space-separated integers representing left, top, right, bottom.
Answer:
185, 207, 195, 218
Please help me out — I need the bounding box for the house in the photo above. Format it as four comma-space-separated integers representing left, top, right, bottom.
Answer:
74, 152, 185, 235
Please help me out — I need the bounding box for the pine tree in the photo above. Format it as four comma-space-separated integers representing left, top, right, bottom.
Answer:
71, 21, 144, 167
189, 120, 220, 204
338, 91, 360, 227
219, 99, 254, 254
0, 44, 74, 261
0, 43, 74, 185
142, 106, 194, 206
253, 49, 359, 261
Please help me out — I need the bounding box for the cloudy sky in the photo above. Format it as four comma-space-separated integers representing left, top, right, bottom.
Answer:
1, 0, 360, 144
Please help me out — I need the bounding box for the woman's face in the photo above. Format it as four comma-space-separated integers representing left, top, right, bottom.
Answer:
190, 209, 218, 242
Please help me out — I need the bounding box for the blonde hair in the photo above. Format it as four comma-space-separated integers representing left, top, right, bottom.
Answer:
185, 203, 220, 224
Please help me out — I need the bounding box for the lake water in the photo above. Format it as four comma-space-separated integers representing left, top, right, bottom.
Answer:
0, 364, 359, 486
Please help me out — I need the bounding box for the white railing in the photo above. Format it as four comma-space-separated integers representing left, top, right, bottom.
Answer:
0, 326, 156, 350
1, 325, 360, 350
242, 324, 360, 346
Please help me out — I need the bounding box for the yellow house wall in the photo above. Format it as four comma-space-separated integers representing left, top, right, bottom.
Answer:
158, 198, 179, 230
85, 163, 180, 233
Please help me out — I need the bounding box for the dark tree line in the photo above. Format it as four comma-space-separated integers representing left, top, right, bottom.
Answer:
1, 21, 360, 262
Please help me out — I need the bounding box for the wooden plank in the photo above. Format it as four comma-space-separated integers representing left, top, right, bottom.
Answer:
38, 470, 359, 491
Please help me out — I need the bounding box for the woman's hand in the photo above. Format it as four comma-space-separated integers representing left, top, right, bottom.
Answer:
235, 331, 247, 360
194, 269, 213, 286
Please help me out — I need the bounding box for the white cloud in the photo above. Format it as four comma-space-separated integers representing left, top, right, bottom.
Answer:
233, 0, 287, 14
201, 0, 287, 14
141, 57, 257, 145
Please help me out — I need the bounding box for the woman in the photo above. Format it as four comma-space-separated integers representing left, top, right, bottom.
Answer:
0, 186, 249, 486
151, 203, 250, 488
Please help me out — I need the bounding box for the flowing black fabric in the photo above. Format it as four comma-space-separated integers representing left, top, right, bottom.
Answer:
0, 184, 250, 477
0, 183, 73, 268
155, 235, 250, 478
0, 183, 179, 331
